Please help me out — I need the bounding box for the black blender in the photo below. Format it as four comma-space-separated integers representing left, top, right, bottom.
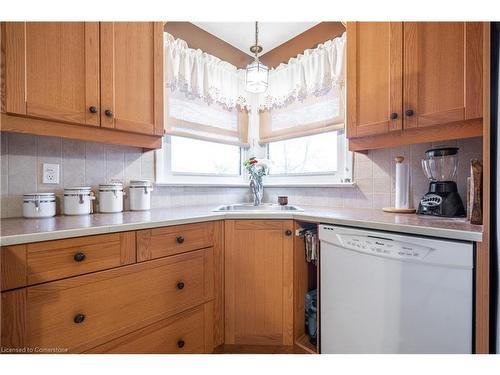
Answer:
417, 147, 465, 217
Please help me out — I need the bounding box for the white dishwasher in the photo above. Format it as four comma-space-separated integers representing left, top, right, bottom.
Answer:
319, 224, 474, 354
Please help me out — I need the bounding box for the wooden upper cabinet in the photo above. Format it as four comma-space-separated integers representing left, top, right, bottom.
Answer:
1, 22, 164, 148
346, 22, 485, 150
11, 23, 100, 126
224, 220, 293, 346
100, 22, 164, 136
403, 22, 483, 129
347, 22, 403, 138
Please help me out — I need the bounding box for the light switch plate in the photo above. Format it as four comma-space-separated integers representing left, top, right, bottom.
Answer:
42, 163, 60, 184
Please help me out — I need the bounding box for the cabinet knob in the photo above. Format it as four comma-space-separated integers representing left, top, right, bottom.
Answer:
177, 340, 185, 348
88, 106, 97, 113
176, 236, 185, 244
73, 313, 85, 324
405, 109, 414, 117
104, 109, 113, 117
74, 252, 86, 262
390, 112, 398, 120
177, 281, 185, 290
285, 229, 293, 236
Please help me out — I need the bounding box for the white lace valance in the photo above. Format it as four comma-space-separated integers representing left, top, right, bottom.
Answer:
258, 33, 346, 111
164, 32, 251, 112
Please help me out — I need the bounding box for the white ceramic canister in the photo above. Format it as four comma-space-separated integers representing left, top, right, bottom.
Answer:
63, 187, 94, 215
23, 193, 56, 218
128, 180, 153, 211
99, 182, 124, 213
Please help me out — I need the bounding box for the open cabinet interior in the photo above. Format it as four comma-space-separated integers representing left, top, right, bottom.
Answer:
294, 221, 319, 354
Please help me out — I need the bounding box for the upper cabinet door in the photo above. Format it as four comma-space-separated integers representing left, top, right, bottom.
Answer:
403, 22, 483, 129
25, 22, 100, 126
346, 22, 403, 138
100, 22, 164, 136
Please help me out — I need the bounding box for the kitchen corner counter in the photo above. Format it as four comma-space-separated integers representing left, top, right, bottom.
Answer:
0, 205, 483, 246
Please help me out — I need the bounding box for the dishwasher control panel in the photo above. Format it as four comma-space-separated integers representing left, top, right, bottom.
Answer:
338, 234, 432, 260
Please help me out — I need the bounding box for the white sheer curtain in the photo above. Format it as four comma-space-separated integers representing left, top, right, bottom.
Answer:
164, 32, 251, 146
259, 33, 346, 143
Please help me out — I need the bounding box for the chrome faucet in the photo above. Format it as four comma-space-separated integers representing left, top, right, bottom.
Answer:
249, 178, 263, 206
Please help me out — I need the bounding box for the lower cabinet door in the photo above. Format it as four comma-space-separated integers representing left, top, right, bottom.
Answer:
86, 303, 213, 354
224, 220, 294, 346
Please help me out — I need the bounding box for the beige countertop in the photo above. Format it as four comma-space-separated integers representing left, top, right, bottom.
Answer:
0, 205, 483, 246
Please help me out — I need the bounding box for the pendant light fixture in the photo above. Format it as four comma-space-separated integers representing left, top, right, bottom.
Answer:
245, 22, 269, 94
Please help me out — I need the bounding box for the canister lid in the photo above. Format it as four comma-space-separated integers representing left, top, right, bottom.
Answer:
64, 186, 91, 191
129, 179, 153, 188
99, 181, 123, 190
64, 186, 92, 194
23, 192, 56, 201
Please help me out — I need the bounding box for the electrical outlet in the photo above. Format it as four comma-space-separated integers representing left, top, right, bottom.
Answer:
42, 163, 60, 184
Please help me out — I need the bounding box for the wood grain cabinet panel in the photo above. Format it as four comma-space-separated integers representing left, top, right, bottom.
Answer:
137, 221, 215, 262
24, 22, 100, 126
1, 21, 164, 148
1, 247, 213, 352
224, 220, 293, 346
346, 21, 485, 151
86, 303, 214, 354
26, 232, 136, 285
1, 232, 135, 290
100, 22, 164, 136
347, 22, 403, 138
403, 22, 483, 129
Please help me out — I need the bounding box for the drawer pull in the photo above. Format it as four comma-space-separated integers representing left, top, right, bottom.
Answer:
104, 109, 113, 117
176, 236, 185, 244
74, 252, 86, 262
73, 313, 86, 324
285, 229, 292, 236
177, 281, 185, 290
177, 340, 185, 348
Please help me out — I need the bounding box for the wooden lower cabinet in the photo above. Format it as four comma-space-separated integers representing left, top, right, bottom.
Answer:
1, 247, 214, 353
86, 303, 214, 354
224, 220, 294, 346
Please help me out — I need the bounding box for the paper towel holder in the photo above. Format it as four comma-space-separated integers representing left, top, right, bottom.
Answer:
382, 156, 416, 214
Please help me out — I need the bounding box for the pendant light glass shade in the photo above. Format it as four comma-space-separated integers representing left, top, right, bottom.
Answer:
246, 22, 269, 94
246, 59, 269, 94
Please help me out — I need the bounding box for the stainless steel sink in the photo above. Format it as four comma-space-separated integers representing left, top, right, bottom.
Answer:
213, 203, 303, 212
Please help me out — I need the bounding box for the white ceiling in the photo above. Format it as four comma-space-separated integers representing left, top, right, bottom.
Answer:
193, 22, 319, 56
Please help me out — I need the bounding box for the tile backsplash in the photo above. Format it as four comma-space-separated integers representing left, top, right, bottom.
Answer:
0, 132, 482, 218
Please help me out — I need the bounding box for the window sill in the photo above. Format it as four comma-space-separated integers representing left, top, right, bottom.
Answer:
264, 182, 356, 188
155, 181, 249, 188
154, 181, 356, 188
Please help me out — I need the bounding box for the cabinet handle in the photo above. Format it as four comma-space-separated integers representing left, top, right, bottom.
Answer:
285, 229, 293, 236
405, 109, 414, 117
104, 109, 113, 117
177, 340, 185, 348
74, 252, 86, 262
88, 106, 97, 114
73, 313, 85, 324
177, 281, 185, 290
390, 112, 398, 120
176, 236, 185, 244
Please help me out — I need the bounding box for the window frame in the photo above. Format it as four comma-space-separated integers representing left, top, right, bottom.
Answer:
155, 136, 249, 186
261, 129, 353, 187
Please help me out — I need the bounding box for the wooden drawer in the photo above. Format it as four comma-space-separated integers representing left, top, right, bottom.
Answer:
1, 232, 136, 290
137, 221, 215, 261
1, 247, 214, 352
27, 232, 136, 285
86, 303, 214, 354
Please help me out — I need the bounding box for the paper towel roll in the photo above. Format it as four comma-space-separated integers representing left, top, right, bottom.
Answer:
395, 157, 409, 209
